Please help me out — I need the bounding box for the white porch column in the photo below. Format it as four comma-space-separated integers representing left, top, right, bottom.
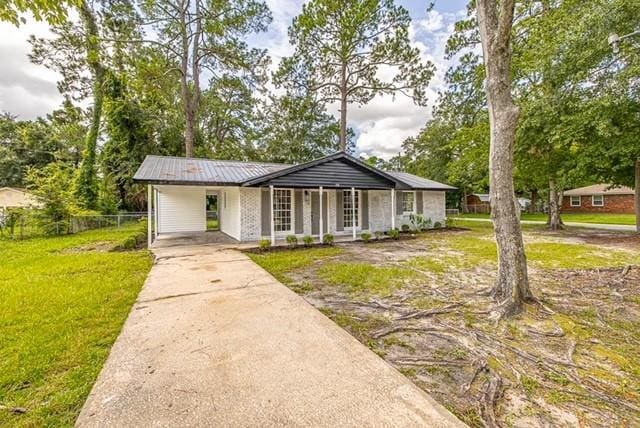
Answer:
391, 189, 396, 230
153, 187, 159, 240
147, 184, 152, 247
319, 186, 324, 242
351, 187, 356, 241
270, 185, 275, 246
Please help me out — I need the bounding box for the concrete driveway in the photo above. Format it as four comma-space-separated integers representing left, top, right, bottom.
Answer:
77, 244, 463, 427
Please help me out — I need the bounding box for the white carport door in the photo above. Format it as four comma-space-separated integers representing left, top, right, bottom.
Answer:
157, 187, 206, 233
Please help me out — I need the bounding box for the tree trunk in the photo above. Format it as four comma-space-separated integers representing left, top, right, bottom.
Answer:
75, 0, 104, 210
339, 61, 347, 152
178, 2, 202, 158
548, 177, 562, 230
529, 189, 537, 214
634, 159, 640, 233
476, 0, 532, 317
461, 189, 468, 214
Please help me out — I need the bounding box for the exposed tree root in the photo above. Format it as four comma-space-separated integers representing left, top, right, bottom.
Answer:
395, 303, 462, 321
479, 375, 503, 428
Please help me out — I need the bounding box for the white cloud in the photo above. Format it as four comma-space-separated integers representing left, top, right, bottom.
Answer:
0, 18, 62, 120
419, 10, 444, 32
344, 9, 465, 159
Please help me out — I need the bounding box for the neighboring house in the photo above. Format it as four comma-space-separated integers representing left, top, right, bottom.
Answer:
133, 152, 456, 244
0, 187, 37, 219
465, 193, 530, 214
465, 193, 491, 214
562, 184, 635, 214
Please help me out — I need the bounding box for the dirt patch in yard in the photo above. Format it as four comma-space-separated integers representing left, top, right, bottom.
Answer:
259, 228, 640, 427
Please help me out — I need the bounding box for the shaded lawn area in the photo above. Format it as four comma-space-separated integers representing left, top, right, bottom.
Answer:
457, 212, 636, 225
0, 224, 153, 427
249, 223, 640, 427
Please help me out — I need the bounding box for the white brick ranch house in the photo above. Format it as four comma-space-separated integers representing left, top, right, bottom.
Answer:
133, 152, 456, 245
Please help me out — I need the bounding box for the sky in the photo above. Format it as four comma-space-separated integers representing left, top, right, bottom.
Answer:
0, 0, 469, 159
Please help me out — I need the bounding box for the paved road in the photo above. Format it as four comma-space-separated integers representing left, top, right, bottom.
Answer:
455, 217, 637, 232
77, 244, 463, 427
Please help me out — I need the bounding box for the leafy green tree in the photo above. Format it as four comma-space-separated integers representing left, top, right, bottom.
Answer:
139, 0, 272, 157
101, 72, 154, 211
0, 113, 23, 187
256, 94, 342, 163
275, 0, 434, 151
0, 0, 76, 26
73, 0, 106, 209
402, 53, 489, 211
30, 1, 106, 209
198, 76, 259, 160
47, 98, 87, 167
26, 162, 80, 235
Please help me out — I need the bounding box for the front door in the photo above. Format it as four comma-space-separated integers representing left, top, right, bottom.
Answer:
311, 192, 328, 235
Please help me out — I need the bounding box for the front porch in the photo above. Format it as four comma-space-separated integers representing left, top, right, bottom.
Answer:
150, 228, 389, 250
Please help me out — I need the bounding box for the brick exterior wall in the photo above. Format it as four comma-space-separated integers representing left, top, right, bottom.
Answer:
368, 190, 392, 232
327, 190, 337, 234
562, 194, 634, 214
240, 188, 449, 242
303, 191, 312, 236
423, 191, 446, 225
240, 188, 262, 241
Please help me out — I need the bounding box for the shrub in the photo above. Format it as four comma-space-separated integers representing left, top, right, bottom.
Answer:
401, 224, 410, 232
361, 232, 372, 243
26, 162, 79, 235
388, 228, 400, 240
434, 221, 442, 229
1, 208, 25, 239
303, 235, 314, 246
286, 234, 298, 247
445, 216, 456, 228
423, 217, 433, 230
323, 233, 335, 245
259, 239, 271, 251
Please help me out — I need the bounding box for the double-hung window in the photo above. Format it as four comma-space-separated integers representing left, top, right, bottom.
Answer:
570, 196, 581, 207
402, 191, 416, 214
273, 189, 292, 232
343, 190, 359, 228
592, 194, 604, 207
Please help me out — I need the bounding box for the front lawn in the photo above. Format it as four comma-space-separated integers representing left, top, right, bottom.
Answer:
457, 212, 636, 225
250, 224, 640, 427
0, 224, 153, 427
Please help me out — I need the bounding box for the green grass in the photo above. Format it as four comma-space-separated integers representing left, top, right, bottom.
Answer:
527, 242, 640, 269
424, 222, 639, 270
318, 262, 415, 296
456, 212, 636, 225
247, 246, 343, 284
0, 223, 153, 427
206, 219, 219, 230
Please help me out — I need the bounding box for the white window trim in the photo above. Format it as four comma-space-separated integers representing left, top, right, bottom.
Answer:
402, 191, 417, 215
273, 188, 295, 235
591, 194, 604, 207
570, 195, 581, 207
343, 189, 362, 231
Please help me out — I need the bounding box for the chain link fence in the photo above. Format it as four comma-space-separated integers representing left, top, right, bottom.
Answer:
0, 210, 148, 240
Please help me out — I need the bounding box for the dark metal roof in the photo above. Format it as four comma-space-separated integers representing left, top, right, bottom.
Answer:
133, 152, 457, 191
133, 155, 291, 185
386, 171, 457, 191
